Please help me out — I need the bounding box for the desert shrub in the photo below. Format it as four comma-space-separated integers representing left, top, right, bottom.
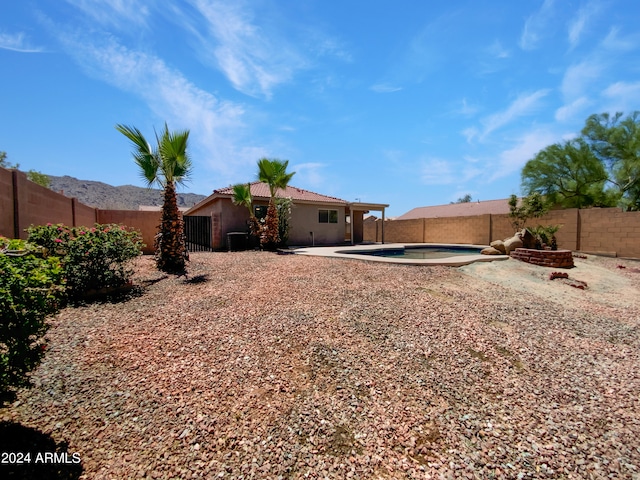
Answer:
0, 238, 65, 397
28, 223, 143, 298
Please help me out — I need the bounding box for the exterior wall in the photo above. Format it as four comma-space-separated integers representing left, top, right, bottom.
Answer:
352, 210, 365, 244
363, 220, 377, 243
490, 209, 579, 251
424, 215, 490, 244
289, 203, 346, 246
579, 208, 640, 258
74, 199, 98, 227
383, 218, 423, 243
0, 168, 14, 238
97, 210, 161, 254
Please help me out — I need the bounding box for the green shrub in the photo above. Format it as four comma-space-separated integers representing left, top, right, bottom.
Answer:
28, 223, 143, 298
0, 239, 65, 396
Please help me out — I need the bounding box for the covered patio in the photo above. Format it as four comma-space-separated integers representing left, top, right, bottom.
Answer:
347, 202, 389, 244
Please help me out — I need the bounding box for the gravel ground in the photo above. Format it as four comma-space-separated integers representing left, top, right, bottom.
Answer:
2, 252, 640, 479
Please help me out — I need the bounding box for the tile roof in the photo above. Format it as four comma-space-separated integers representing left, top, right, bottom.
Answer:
397, 198, 515, 220
213, 182, 348, 204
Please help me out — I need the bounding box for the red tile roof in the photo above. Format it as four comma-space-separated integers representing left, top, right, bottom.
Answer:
398, 198, 515, 219
213, 182, 348, 204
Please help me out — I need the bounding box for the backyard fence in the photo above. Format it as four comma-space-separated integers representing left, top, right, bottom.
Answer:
364, 208, 640, 259
184, 215, 213, 252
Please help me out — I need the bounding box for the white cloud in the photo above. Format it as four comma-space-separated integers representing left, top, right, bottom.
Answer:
602, 26, 640, 51
555, 96, 590, 122
480, 89, 550, 139
420, 158, 455, 185
601, 81, 640, 113
291, 162, 326, 187
64, 0, 151, 28
568, 1, 601, 50
490, 129, 561, 181
519, 0, 556, 51
487, 40, 510, 59
370, 83, 403, 93
0, 31, 43, 53
185, 0, 307, 99
560, 60, 603, 101
54, 30, 265, 179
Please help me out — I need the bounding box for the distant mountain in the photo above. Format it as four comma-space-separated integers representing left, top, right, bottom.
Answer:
48, 175, 208, 210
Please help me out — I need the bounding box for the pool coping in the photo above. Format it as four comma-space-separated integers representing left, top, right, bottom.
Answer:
292, 243, 510, 266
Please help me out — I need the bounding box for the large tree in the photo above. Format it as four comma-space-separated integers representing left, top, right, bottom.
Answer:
256, 158, 295, 249
521, 138, 613, 208
116, 124, 192, 273
582, 112, 640, 210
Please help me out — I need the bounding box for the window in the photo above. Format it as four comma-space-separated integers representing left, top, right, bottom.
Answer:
319, 209, 338, 223
254, 205, 268, 220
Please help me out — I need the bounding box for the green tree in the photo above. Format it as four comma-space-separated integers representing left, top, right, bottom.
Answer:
582, 112, 640, 210
232, 183, 260, 239
256, 158, 295, 249
508, 193, 550, 231
521, 139, 614, 208
450, 194, 472, 204
116, 123, 192, 273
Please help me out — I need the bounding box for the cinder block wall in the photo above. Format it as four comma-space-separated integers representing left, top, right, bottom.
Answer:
0, 168, 14, 238
424, 215, 490, 244
579, 208, 640, 258
97, 210, 161, 255
382, 219, 423, 243
363, 221, 377, 242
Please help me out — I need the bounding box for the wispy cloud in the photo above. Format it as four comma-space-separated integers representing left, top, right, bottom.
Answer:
291, 162, 327, 187
490, 129, 562, 181
370, 83, 402, 93
520, 0, 556, 51
487, 40, 510, 59
555, 96, 590, 122
64, 0, 151, 29
568, 1, 601, 50
560, 59, 603, 101
52, 26, 265, 180
470, 90, 550, 141
420, 158, 455, 185
601, 81, 640, 113
184, 0, 307, 99
602, 26, 640, 51
0, 31, 43, 53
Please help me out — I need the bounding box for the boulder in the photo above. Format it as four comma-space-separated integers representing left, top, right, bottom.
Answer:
521, 228, 537, 248
490, 240, 506, 254
503, 236, 523, 255
481, 246, 503, 255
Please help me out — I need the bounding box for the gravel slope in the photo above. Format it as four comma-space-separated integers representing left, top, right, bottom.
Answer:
2, 252, 640, 479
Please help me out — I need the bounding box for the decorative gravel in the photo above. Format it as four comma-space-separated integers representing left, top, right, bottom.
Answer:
2, 252, 640, 479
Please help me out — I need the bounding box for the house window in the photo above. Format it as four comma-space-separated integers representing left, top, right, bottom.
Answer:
254, 205, 268, 220
319, 209, 338, 223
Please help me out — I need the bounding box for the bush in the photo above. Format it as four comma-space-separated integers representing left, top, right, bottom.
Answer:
0, 238, 65, 397
28, 223, 143, 299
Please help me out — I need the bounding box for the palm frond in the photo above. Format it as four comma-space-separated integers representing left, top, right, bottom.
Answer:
116, 124, 160, 187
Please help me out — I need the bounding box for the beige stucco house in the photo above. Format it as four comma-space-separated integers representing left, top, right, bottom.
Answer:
184, 182, 388, 250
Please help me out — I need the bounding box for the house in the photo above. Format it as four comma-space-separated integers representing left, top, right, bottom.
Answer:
397, 198, 514, 220
184, 182, 388, 249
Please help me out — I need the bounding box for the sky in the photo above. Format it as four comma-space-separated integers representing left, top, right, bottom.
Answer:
2, 1, 640, 217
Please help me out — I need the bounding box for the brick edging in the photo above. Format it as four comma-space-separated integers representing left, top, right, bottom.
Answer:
510, 248, 574, 268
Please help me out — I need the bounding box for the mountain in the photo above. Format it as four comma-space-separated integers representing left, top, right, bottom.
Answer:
48, 175, 207, 210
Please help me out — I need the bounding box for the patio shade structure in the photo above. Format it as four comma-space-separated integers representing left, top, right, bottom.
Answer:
347, 202, 389, 245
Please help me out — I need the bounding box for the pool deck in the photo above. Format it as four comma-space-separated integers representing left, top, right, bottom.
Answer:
292, 243, 510, 266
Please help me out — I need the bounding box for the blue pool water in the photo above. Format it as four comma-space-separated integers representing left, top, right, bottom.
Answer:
352, 246, 483, 260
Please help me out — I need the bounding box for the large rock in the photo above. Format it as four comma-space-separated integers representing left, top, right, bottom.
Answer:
503, 236, 523, 255
490, 240, 506, 254
521, 228, 537, 248
481, 246, 503, 255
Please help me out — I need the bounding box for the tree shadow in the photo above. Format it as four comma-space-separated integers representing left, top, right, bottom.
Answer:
0, 421, 83, 479
183, 274, 209, 284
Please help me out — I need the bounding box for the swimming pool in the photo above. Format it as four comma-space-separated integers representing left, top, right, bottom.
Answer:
292, 243, 509, 266
352, 246, 483, 259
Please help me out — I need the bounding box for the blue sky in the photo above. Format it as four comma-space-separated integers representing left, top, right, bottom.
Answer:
2, 1, 639, 217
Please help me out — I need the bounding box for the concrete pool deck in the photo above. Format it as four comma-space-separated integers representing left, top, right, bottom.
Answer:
292, 243, 510, 266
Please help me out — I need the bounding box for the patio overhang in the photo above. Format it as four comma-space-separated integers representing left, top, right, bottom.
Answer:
346, 202, 390, 245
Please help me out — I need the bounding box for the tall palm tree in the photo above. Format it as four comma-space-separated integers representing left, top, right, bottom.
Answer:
232, 183, 260, 239
116, 123, 192, 273
256, 158, 295, 249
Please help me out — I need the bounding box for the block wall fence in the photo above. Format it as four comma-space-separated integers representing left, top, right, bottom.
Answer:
364, 207, 640, 259
1, 168, 160, 254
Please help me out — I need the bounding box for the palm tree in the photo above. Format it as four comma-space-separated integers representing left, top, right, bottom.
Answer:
256, 158, 295, 249
116, 123, 192, 274
232, 183, 260, 239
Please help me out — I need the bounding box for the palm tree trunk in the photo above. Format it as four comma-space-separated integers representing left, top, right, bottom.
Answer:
156, 180, 187, 273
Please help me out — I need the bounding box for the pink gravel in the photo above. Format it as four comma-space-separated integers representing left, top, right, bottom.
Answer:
2, 251, 640, 479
